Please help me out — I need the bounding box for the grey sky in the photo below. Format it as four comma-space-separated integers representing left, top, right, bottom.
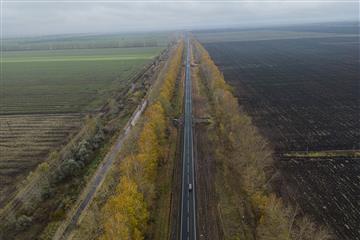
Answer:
2, 0, 359, 37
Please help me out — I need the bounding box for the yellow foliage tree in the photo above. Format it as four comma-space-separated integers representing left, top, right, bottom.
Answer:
193, 39, 291, 238
101, 40, 184, 239
144, 102, 166, 144
159, 41, 184, 110
101, 177, 148, 240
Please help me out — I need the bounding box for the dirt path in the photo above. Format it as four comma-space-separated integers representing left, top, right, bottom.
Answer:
53, 100, 147, 240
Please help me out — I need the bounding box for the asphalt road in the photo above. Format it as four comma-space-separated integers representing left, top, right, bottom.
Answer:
180, 36, 197, 240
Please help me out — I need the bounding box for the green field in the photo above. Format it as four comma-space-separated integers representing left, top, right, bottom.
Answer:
3, 32, 172, 51
0, 47, 163, 114
0, 33, 168, 211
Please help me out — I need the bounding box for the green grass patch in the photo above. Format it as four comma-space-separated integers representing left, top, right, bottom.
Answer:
283, 150, 360, 158
0, 47, 163, 114
1, 47, 160, 63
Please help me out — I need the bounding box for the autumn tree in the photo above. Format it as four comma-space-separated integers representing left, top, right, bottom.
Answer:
101, 177, 148, 240
101, 40, 184, 239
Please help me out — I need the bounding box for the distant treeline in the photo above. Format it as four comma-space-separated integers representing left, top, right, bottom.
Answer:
3, 33, 173, 51
193, 21, 358, 35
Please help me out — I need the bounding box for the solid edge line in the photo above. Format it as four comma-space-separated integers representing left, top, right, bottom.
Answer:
188, 39, 197, 240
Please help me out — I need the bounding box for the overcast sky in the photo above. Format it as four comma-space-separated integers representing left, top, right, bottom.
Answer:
2, 0, 359, 37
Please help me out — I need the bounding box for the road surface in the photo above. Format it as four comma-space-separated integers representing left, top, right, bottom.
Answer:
180, 35, 197, 240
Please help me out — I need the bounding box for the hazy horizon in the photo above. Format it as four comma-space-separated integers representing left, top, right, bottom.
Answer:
2, 0, 358, 38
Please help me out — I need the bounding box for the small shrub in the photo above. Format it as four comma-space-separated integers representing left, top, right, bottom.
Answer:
76, 140, 92, 164
56, 159, 84, 182
15, 215, 32, 232
92, 130, 105, 149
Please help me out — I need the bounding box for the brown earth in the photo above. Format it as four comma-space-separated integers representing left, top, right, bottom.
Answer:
192, 55, 222, 240
0, 114, 82, 208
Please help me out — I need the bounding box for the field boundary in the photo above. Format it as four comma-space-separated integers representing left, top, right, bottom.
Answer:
0, 46, 168, 222
53, 42, 178, 240
52, 99, 148, 240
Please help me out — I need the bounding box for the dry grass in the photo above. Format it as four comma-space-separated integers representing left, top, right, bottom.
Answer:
0, 114, 82, 207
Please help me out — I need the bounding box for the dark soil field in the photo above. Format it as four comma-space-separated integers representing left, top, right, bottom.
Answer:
199, 36, 359, 152
195, 24, 359, 239
279, 156, 360, 239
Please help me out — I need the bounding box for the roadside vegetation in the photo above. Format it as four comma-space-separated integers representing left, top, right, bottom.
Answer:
0, 33, 167, 217
0, 37, 169, 239
192, 39, 331, 240
0, 115, 107, 239
100, 40, 184, 240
